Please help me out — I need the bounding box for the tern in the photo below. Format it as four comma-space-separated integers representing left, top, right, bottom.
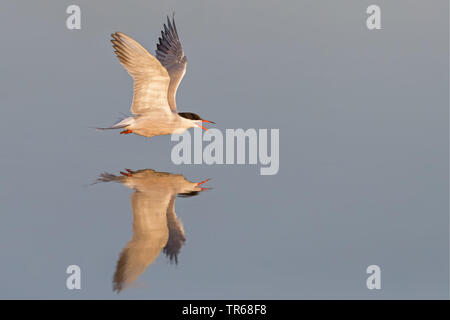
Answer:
99, 15, 214, 137
95, 168, 210, 292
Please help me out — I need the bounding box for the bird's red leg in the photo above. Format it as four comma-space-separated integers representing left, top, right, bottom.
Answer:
120, 129, 133, 135
120, 171, 132, 177
125, 169, 134, 174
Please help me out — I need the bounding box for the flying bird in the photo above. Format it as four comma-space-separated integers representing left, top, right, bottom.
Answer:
99, 15, 214, 137
95, 168, 210, 292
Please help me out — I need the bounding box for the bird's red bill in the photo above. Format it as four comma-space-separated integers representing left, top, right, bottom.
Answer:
196, 120, 215, 131
196, 178, 210, 186
196, 123, 208, 131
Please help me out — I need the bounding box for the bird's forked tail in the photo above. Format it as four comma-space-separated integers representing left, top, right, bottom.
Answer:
96, 116, 135, 131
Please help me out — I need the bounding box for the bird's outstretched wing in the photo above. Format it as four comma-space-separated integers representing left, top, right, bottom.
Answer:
163, 196, 186, 264
156, 15, 187, 112
113, 190, 171, 293
111, 32, 172, 115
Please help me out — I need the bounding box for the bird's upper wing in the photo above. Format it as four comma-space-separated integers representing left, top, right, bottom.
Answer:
111, 32, 172, 115
155, 15, 187, 112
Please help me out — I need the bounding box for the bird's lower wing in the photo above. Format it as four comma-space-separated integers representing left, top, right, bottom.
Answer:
111, 32, 172, 115
163, 196, 186, 264
113, 191, 171, 292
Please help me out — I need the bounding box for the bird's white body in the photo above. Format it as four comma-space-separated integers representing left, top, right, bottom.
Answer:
115, 113, 197, 137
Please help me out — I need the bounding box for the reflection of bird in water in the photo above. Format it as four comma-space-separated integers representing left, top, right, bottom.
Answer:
97, 15, 214, 137
95, 168, 210, 293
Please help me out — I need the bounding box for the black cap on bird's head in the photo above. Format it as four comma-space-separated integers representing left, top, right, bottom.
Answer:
178, 112, 215, 131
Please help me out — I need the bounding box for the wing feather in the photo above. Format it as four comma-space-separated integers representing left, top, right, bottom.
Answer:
163, 196, 186, 264
111, 32, 172, 115
155, 15, 187, 112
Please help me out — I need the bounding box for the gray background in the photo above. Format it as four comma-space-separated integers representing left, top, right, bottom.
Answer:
0, 0, 448, 299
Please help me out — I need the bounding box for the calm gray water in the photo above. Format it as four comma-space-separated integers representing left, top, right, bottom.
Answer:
0, 0, 448, 299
